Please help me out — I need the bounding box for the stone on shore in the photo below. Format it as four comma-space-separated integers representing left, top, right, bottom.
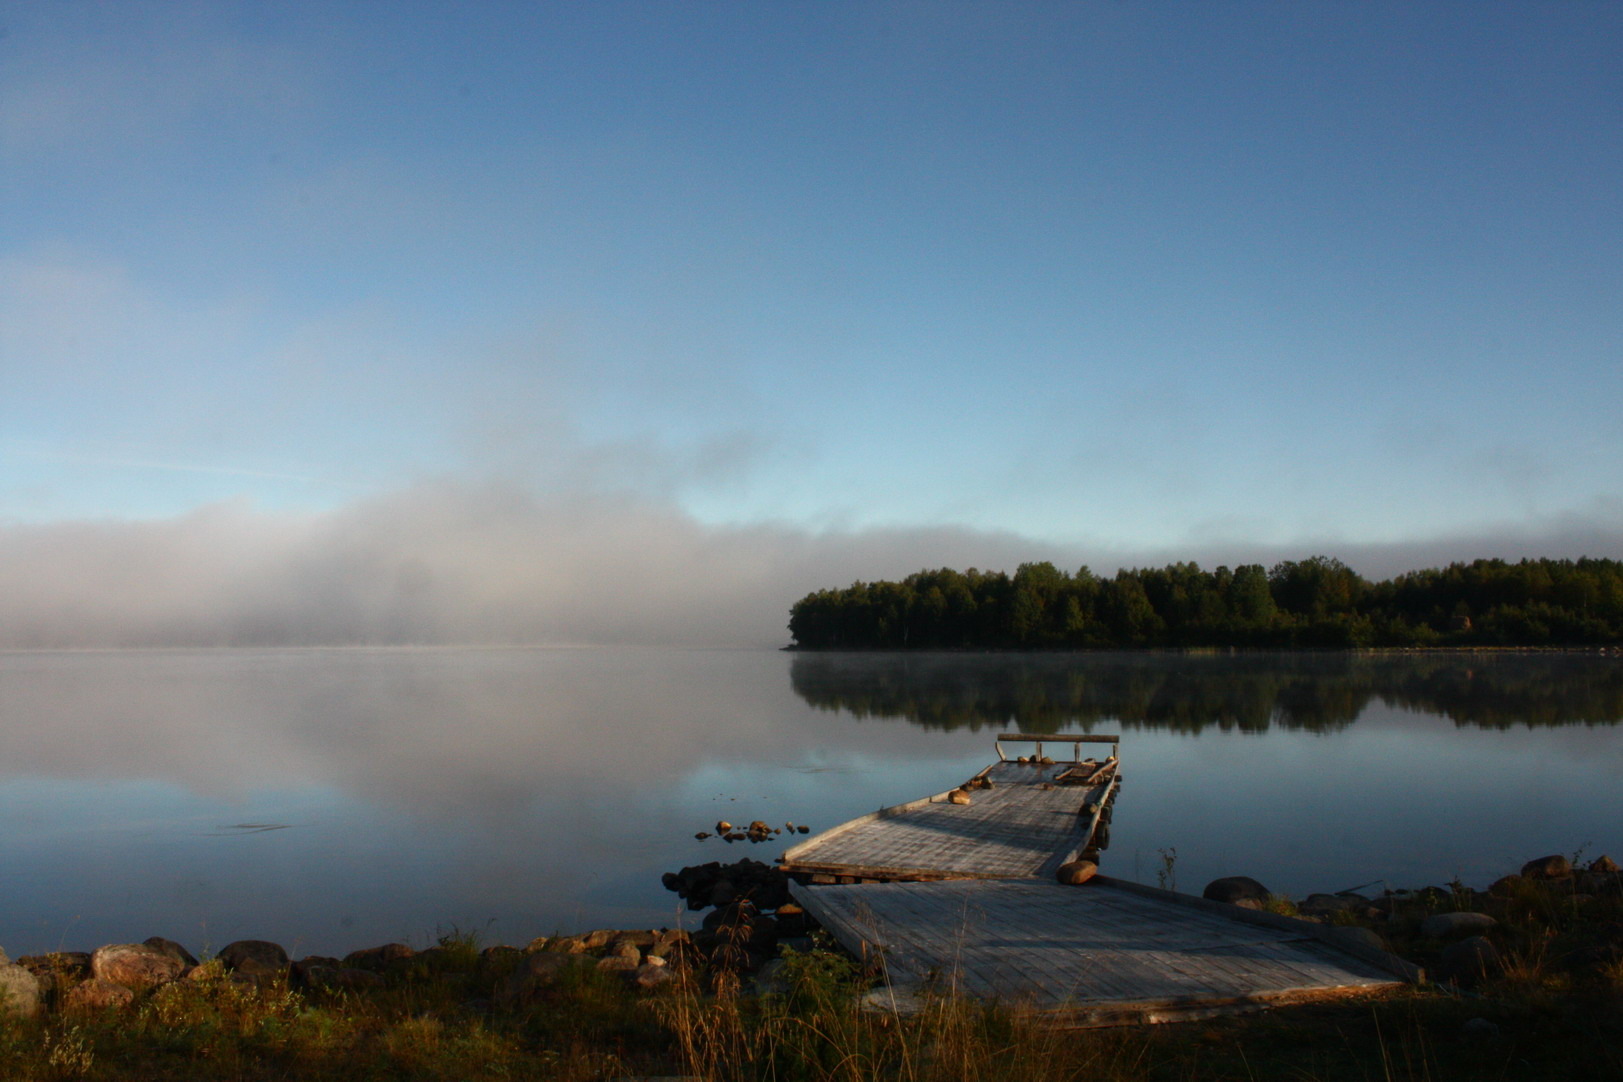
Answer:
1521, 854, 1572, 880
92, 943, 188, 990
64, 977, 136, 1013
0, 963, 43, 1018
342, 942, 413, 971
1421, 912, 1498, 939
1438, 935, 1500, 984
1202, 876, 1271, 909
143, 936, 199, 967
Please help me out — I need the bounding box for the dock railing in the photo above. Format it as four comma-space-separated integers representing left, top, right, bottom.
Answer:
995, 732, 1119, 763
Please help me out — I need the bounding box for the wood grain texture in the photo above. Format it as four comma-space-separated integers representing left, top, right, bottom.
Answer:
781, 760, 1111, 880
792, 878, 1406, 1024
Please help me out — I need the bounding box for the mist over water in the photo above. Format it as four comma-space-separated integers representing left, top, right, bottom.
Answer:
2, 480, 1618, 650
1, 646, 1619, 958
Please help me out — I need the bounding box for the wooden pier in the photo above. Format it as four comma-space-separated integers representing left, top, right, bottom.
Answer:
780, 734, 1416, 1025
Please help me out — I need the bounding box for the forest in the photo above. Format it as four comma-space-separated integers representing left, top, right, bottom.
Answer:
786, 556, 1623, 650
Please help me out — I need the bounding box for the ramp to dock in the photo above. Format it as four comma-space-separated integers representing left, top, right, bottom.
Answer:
780, 758, 1115, 881
792, 876, 1414, 1026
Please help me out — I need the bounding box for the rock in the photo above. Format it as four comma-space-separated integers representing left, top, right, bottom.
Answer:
1521, 854, 1572, 880
947, 789, 972, 805
218, 940, 289, 974
17, 952, 92, 990
1439, 936, 1500, 983
1488, 875, 1524, 898
1055, 860, 1098, 885
798, 825, 809, 833
143, 937, 199, 967
1590, 854, 1620, 874
1299, 893, 1356, 915
716, 821, 732, 834
495, 950, 589, 1007
1203, 877, 1272, 909
1579, 871, 1623, 896
342, 943, 413, 971
596, 956, 640, 975
1421, 912, 1498, 939
92, 943, 188, 990
0, 964, 42, 1018
300, 964, 386, 991
632, 962, 674, 991
290, 956, 342, 986
580, 929, 616, 949
524, 936, 550, 953
1325, 926, 1388, 955
64, 977, 136, 1012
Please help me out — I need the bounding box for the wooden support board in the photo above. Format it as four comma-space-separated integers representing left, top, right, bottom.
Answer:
792, 876, 1411, 1026
780, 760, 1113, 881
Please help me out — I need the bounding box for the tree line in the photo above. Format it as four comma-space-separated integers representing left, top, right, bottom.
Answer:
787, 556, 1623, 650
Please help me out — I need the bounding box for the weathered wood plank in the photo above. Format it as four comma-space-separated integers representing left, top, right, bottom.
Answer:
792, 878, 1407, 1025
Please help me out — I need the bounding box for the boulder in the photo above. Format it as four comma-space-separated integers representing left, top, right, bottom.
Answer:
1055, 860, 1098, 886
1521, 855, 1572, 880
92, 943, 187, 990
341, 943, 412, 971
1488, 875, 1524, 898
1589, 854, 1620, 874
1421, 912, 1498, 940
0, 964, 42, 1018
1325, 926, 1388, 955
218, 940, 289, 975
301, 965, 386, 991
64, 977, 136, 1012
1438, 935, 1500, 984
143, 937, 199, 967
1203, 876, 1272, 909
632, 962, 674, 991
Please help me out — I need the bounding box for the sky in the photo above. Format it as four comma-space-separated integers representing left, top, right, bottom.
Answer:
1, 2, 1620, 646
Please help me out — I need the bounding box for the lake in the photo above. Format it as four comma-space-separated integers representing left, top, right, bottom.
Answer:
1, 647, 1619, 958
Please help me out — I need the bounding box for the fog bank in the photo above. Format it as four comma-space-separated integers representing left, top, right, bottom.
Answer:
1, 482, 1617, 648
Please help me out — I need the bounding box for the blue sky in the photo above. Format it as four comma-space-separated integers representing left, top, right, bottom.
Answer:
1, 3, 1620, 643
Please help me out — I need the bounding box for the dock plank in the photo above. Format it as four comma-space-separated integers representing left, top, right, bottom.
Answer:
792, 877, 1408, 1025
780, 761, 1110, 880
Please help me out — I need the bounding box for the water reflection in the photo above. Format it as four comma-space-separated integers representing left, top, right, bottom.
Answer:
789, 651, 1623, 733
2, 647, 1620, 959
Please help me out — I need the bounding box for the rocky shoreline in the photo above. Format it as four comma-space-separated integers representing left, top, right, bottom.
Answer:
5, 849, 1619, 1025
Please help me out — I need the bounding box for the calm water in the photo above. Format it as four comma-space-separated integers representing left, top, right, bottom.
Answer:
1, 647, 1619, 958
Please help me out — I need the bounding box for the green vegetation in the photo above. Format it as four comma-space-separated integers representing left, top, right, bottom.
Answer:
788, 556, 1623, 650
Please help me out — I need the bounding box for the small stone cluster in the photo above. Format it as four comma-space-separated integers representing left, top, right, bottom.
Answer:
660, 857, 814, 974
1201, 852, 1623, 987
694, 819, 812, 844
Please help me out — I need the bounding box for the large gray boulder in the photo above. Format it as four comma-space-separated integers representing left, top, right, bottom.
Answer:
0, 964, 42, 1019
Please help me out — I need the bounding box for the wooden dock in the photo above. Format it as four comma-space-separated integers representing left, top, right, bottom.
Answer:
780, 734, 1416, 1025
781, 733, 1121, 882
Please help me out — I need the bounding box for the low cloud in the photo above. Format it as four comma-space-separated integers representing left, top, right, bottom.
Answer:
1, 480, 1618, 649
